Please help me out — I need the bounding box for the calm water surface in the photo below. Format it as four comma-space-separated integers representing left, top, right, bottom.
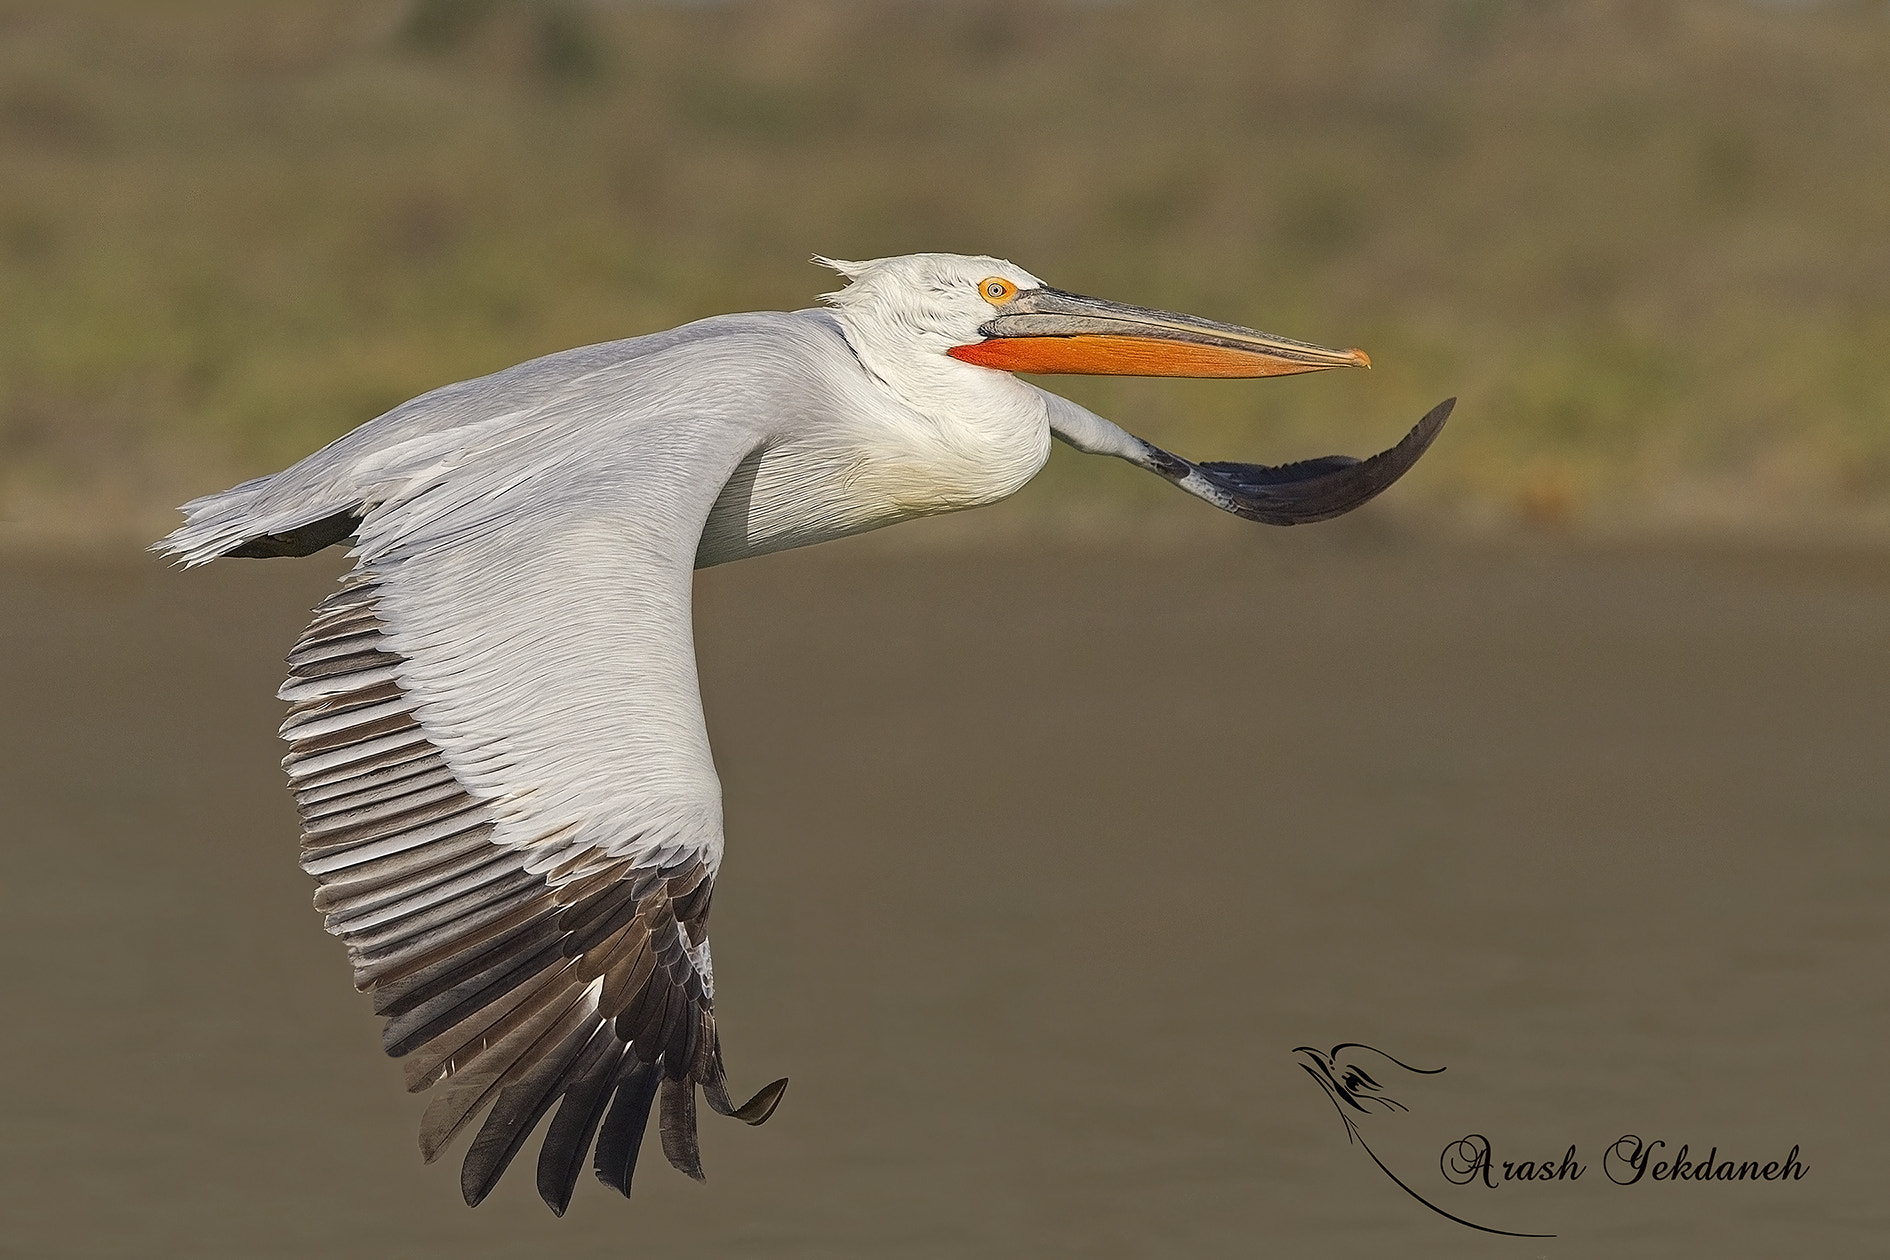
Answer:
2, 532, 1885, 1257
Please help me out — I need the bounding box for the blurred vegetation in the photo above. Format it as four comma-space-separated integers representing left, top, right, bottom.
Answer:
2, 0, 1889, 543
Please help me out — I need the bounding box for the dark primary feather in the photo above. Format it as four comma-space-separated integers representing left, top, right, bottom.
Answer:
1145, 396, 1454, 526
592, 1059, 664, 1198
226, 507, 362, 558
276, 574, 786, 1212
535, 1028, 626, 1214
461, 1019, 605, 1207
659, 1076, 704, 1181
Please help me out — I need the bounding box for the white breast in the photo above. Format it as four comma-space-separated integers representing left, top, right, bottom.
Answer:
695, 313, 1051, 568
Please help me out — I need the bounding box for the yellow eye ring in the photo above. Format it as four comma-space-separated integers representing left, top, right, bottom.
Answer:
979, 276, 1017, 305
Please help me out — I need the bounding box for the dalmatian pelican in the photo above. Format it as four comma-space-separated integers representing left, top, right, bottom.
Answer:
158, 253, 1451, 1213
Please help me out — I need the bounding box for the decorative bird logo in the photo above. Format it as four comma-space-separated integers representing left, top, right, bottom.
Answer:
158, 254, 1450, 1213
1295, 1043, 1551, 1238
1295, 1042, 1442, 1123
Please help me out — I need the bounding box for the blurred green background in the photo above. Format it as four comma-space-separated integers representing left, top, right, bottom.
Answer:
3, 0, 1888, 545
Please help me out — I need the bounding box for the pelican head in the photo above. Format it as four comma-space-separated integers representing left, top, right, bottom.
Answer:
815, 251, 1440, 530
819, 251, 1370, 381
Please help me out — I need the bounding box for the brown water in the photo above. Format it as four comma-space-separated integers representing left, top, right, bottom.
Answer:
2, 531, 1885, 1257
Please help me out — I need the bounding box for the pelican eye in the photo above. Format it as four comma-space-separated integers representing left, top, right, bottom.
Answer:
978, 277, 1018, 305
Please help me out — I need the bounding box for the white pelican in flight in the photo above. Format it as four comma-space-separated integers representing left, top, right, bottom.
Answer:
158, 254, 1450, 1213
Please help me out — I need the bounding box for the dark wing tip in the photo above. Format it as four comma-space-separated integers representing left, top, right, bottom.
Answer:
592, 1058, 664, 1198
534, 1033, 627, 1214
224, 508, 362, 558
1185, 396, 1454, 526
732, 1078, 790, 1126
1200, 453, 1360, 486
460, 1022, 606, 1208
658, 1076, 706, 1181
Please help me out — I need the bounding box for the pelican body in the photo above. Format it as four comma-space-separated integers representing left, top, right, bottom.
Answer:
159, 254, 1449, 1214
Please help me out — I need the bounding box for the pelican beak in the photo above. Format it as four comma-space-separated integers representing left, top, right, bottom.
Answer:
946, 287, 1371, 378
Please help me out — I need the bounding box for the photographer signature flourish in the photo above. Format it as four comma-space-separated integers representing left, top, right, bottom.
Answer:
1295, 1043, 1553, 1239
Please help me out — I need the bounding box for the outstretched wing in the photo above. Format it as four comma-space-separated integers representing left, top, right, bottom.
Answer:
275, 416, 785, 1214
1041, 389, 1452, 526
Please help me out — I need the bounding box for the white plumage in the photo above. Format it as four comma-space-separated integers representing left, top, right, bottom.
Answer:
158, 253, 1448, 1213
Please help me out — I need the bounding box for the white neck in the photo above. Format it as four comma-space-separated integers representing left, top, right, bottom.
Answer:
824, 307, 1051, 509
832, 306, 1036, 429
